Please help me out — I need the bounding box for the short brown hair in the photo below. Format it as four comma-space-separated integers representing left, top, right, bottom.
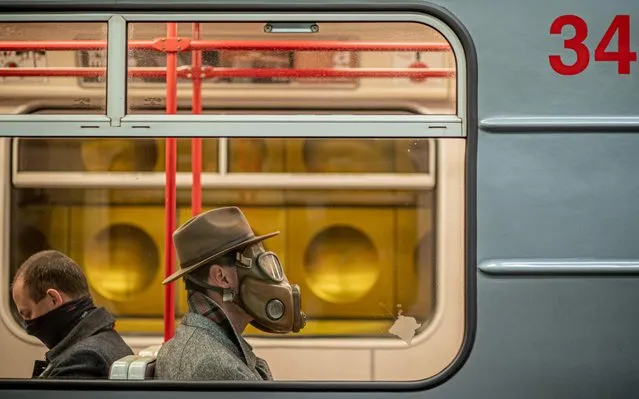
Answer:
12, 250, 90, 302
184, 251, 236, 291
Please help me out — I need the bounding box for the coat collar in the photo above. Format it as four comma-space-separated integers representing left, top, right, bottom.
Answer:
183, 292, 258, 370
45, 307, 115, 362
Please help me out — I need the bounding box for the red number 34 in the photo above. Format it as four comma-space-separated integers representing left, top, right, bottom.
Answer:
549, 15, 637, 75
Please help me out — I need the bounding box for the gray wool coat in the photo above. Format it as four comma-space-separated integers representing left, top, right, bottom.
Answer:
155, 312, 273, 381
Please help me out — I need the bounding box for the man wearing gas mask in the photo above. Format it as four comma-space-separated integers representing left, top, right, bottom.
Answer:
11, 250, 133, 378
155, 206, 306, 381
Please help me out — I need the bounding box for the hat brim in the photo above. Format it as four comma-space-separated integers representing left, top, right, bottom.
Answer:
162, 231, 280, 285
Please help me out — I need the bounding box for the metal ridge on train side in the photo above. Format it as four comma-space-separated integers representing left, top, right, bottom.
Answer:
480, 259, 639, 275
481, 117, 639, 132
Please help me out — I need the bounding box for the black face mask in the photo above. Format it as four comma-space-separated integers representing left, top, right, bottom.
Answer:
24, 297, 96, 349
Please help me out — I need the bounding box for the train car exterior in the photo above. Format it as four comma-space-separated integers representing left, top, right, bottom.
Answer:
0, 0, 638, 398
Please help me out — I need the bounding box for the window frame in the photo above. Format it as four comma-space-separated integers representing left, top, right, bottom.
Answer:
0, 3, 477, 392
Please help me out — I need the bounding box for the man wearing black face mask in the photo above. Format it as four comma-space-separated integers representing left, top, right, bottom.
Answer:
11, 250, 133, 379
155, 206, 306, 381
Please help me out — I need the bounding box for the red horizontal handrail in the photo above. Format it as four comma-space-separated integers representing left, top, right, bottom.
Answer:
189, 40, 451, 52
0, 40, 451, 52
0, 66, 456, 78
0, 40, 153, 51
0, 67, 168, 77
199, 67, 456, 79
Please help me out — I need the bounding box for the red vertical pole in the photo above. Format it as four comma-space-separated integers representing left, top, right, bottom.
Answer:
164, 22, 178, 342
191, 23, 203, 217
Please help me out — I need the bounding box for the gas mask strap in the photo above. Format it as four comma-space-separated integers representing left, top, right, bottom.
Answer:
184, 275, 237, 302
236, 251, 252, 268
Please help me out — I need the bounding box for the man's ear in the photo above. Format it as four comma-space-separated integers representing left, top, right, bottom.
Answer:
208, 265, 233, 288
45, 288, 64, 308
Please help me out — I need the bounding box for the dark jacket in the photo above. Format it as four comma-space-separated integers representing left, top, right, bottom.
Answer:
33, 307, 133, 379
155, 312, 273, 381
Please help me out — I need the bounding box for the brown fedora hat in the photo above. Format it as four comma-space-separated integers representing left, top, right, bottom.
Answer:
162, 206, 279, 284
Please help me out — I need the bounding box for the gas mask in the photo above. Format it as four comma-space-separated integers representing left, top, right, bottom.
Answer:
186, 243, 306, 334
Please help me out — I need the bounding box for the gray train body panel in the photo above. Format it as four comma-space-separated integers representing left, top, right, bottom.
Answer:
1, 0, 639, 397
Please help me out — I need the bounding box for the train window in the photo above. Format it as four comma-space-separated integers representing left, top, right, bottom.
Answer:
0, 22, 108, 114
7, 137, 465, 381
0, 13, 470, 383
125, 22, 457, 115
10, 135, 442, 334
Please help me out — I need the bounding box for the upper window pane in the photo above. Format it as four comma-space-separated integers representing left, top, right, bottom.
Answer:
125, 22, 456, 114
0, 22, 107, 114
16, 109, 217, 173
15, 108, 428, 174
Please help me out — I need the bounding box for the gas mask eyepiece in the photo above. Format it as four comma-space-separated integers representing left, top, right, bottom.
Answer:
236, 244, 285, 282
